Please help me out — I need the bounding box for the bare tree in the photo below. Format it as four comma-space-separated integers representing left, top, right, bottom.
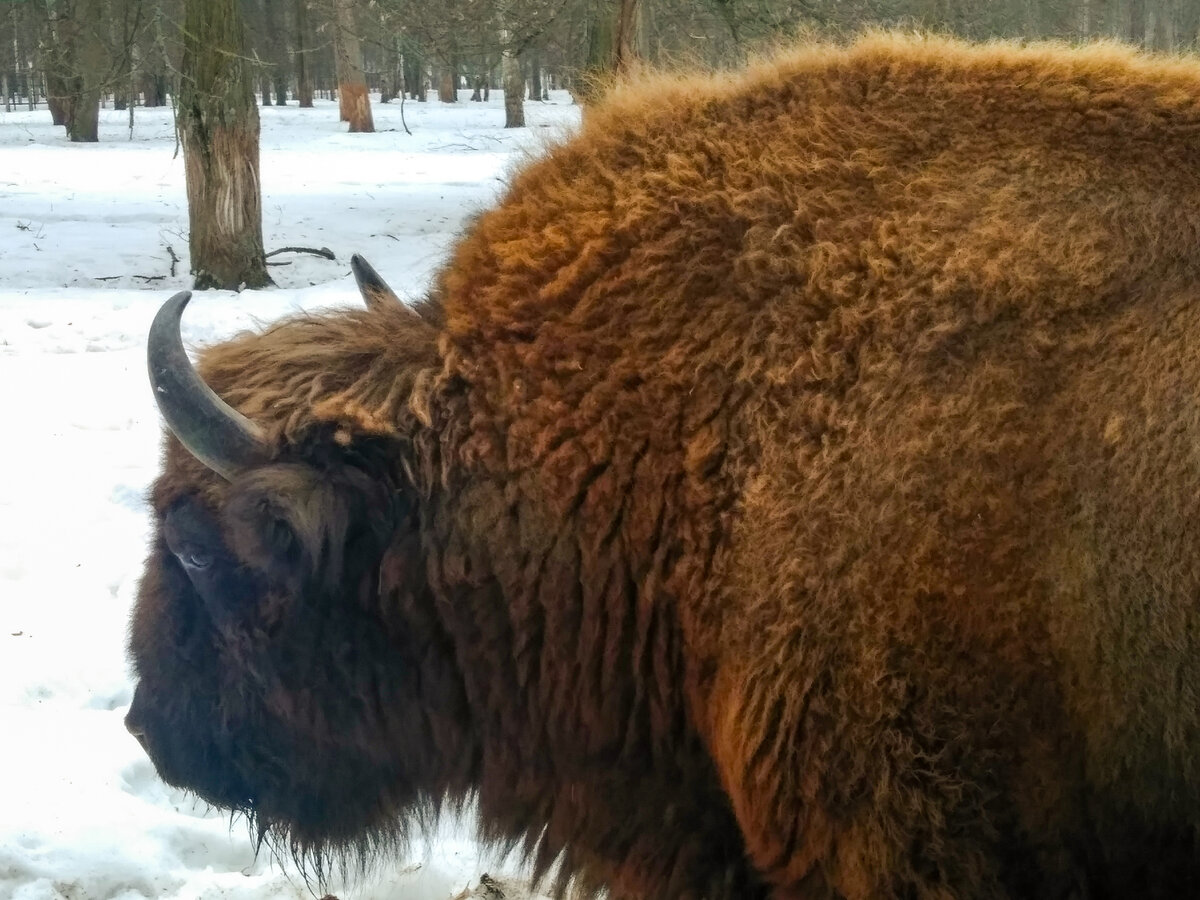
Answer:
333, 0, 374, 130
263, 0, 290, 104
438, 56, 458, 102
403, 39, 427, 101
110, 0, 149, 111
379, 30, 401, 102
2, 4, 15, 112
178, 0, 270, 289
1, 2, 46, 111
1129, 0, 1147, 42
1180, 0, 1200, 47
501, 30, 524, 126
612, 0, 641, 74
293, 0, 314, 106
136, 0, 172, 107
42, 0, 109, 141
63, 1, 104, 142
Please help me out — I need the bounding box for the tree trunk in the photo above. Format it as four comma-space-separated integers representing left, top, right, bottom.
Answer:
403, 49, 425, 101
27, 14, 42, 110
178, 0, 270, 290
529, 55, 544, 101
65, 67, 102, 142
578, 0, 641, 104
46, 0, 107, 141
40, 2, 67, 124
1128, 0, 1147, 43
612, 0, 642, 77
46, 74, 72, 126
33, 0, 67, 124
1150, 0, 1174, 48
1180, 0, 1200, 47
333, 0, 373, 131
438, 65, 456, 102
138, 7, 168, 108
262, 0, 289, 106
501, 39, 524, 128
4, 5, 16, 113
293, 0, 313, 107
379, 29, 399, 103
141, 72, 164, 106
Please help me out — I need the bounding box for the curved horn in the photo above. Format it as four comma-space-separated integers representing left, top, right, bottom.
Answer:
147, 291, 269, 480
351, 254, 401, 310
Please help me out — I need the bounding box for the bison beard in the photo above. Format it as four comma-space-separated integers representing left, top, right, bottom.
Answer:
127, 34, 1200, 900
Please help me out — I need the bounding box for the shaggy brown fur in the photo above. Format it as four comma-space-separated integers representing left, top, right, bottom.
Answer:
127, 33, 1200, 899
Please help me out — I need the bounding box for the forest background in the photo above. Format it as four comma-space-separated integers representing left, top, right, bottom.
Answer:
3, 0, 1193, 290
3, 0, 1194, 140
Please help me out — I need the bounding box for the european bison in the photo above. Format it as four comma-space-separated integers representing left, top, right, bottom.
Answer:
126, 33, 1200, 899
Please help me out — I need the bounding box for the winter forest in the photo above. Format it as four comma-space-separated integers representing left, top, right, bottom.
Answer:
4, 0, 1196, 290
5, 0, 1200, 134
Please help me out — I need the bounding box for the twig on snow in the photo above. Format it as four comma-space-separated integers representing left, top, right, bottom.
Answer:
265, 246, 336, 261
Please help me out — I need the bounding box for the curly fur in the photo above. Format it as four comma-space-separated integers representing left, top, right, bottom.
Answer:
128, 33, 1200, 899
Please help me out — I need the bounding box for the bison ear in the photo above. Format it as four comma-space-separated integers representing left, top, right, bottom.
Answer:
351, 254, 402, 311
224, 470, 314, 588
224, 455, 401, 593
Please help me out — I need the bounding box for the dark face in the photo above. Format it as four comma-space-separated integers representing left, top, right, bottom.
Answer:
126, 443, 431, 852
129, 274, 468, 868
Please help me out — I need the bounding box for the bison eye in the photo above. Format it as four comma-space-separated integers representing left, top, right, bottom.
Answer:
179, 548, 213, 570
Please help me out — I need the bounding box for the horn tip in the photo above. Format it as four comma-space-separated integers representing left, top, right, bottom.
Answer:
350, 254, 379, 285
351, 254, 401, 310
165, 290, 193, 313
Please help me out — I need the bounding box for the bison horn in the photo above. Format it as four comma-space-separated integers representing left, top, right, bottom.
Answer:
147, 291, 269, 480
351, 254, 402, 310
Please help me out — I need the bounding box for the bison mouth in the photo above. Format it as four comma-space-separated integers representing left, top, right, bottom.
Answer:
125, 683, 259, 813
125, 678, 417, 872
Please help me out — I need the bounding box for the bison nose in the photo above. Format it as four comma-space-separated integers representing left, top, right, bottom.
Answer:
124, 711, 146, 740
125, 687, 148, 744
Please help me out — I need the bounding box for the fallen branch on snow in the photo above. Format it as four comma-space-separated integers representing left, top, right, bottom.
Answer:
265, 246, 336, 261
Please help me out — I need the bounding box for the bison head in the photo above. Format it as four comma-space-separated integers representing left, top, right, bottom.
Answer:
125, 257, 470, 873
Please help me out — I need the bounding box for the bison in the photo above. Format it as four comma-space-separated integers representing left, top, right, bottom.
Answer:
126, 33, 1200, 900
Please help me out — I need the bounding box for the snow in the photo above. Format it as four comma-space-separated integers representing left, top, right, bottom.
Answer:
0, 91, 580, 900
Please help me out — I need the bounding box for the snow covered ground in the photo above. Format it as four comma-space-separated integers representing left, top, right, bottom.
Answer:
0, 91, 580, 900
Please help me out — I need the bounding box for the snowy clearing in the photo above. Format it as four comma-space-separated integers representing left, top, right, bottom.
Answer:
1, 91, 580, 900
